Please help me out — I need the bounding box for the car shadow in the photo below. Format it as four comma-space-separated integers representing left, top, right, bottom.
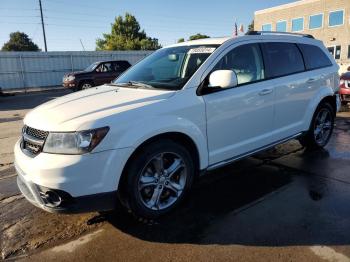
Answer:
101, 138, 350, 246
102, 158, 294, 244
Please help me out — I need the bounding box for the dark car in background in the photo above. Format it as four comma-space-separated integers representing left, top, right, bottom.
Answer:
63, 60, 131, 90
340, 66, 350, 105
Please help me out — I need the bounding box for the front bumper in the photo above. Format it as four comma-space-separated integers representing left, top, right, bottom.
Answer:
16, 165, 117, 213
63, 81, 77, 88
14, 139, 134, 213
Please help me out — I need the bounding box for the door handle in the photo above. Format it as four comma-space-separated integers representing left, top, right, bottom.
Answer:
259, 88, 273, 96
307, 78, 316, 83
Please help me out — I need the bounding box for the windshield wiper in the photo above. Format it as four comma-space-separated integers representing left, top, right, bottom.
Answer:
109, 81, 155, 89
128, 81, 155, 89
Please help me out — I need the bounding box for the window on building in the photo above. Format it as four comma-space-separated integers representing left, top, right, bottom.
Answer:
328, 46, 335, 57
262, 24, 272, 31
298, 44, 332, 70
261, 42, 305, 78
329, 10, 344, 27
335, 45, 341, 59
276, 21, 287, 32
309, 14, 323, 29
292, 18, 304, 32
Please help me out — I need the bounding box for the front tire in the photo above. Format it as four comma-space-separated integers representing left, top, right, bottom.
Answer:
121, 139, 195, 219
299, 102, 334, 149
79, 81, 93, 90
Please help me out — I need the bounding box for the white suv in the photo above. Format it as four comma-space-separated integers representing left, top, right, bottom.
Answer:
15, 32, 340, 218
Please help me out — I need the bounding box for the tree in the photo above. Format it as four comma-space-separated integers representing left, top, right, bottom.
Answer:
247, 20, 255, 32
96, 13, 161, 50
1, 32, 39, 51
189, 33, 210, 41
177, 38, 185, 43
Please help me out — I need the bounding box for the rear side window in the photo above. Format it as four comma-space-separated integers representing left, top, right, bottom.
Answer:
261, 42, 305, 78
298, 44, 332, 70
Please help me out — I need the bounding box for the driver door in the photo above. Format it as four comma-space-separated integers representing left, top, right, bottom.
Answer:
94, 62, 114, 85
203, 43, 275, 166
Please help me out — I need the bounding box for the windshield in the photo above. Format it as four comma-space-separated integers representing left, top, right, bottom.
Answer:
84, 62, 99, 72
114, 45, 218, 90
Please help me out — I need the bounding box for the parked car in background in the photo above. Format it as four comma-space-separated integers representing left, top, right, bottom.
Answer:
63, 60, 131, 90
16, 32, 340, 219
340, 66, 350, 105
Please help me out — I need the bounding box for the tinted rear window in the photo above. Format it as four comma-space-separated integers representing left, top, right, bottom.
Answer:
261, 42, 305, 78
298, 44, 332, 70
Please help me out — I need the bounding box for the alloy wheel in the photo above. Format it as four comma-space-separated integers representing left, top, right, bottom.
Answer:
138, 152, 187, 211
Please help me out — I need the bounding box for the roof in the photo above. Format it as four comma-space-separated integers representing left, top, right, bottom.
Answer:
255, 0, 320, 15
165, 37, 231, 48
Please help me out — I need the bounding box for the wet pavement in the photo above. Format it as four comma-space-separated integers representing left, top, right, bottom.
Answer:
1, 90, 350, 261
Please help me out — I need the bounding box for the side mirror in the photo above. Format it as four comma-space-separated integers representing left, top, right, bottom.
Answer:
209, 70, 238, 89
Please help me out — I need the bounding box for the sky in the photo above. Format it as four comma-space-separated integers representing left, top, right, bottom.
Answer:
0, 0, 296, 51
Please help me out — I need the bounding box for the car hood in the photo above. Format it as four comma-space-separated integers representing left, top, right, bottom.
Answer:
64, 71, 89, 77
24, 85, 176, 131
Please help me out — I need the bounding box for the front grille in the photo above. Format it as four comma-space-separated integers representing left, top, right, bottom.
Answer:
25, 126, 49, 140
21, 125, 48, 157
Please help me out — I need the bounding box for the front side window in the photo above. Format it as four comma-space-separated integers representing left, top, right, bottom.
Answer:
276, 21, 287, 32
95, 62, 113, 73
262, 24, 272, 31
292, 18, 304, 32
329, 10, 344, 27
114, 45, 218, 90
261, 42, 305, 78
298, 44, 332, 70
213, 44, 265, 85
309, 14, 323, 29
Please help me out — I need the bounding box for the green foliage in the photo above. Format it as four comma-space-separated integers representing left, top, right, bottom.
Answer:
1, 32, 40, 51
188, 33, 210, 41
96, 13, 161, 50
248, 20, 255, 32
177, 38, 185, 43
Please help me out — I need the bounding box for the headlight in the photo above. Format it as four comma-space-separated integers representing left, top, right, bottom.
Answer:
67, 75, 75, 81
43, 127, 109, 154
340, 79, 345, 85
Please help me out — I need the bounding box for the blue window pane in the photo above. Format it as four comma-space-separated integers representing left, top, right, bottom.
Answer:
262, 24, 272, 31
329, 10, 344, 26
276, 21, 287, 32
292, 18, 304, 31
309, 14, 323, 29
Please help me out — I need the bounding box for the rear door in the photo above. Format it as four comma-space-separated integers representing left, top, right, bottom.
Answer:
260, 42, 308, 140
112, 61, 131, 80
203, 43, 275, 165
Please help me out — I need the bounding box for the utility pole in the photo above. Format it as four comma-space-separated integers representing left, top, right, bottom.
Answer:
79, 39, 85, 51
38, 0, 47, 52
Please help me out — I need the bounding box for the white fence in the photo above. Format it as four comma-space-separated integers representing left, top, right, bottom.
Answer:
0, 51, 152, 90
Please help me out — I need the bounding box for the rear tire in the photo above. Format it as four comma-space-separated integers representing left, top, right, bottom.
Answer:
121, 139, 195, 219
299, 102, 334, 149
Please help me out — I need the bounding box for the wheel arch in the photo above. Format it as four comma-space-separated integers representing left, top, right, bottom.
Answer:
118, 132, 203, 191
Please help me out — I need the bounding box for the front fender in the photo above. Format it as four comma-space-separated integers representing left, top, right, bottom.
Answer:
114, 115, 208, 170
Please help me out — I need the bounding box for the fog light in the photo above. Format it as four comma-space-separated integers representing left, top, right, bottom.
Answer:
41, 190, 62, 207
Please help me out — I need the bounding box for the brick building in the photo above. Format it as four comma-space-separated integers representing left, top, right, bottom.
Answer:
254, 0, 350, 72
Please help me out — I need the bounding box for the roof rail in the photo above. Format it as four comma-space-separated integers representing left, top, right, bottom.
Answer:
246, 31, 314, 39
